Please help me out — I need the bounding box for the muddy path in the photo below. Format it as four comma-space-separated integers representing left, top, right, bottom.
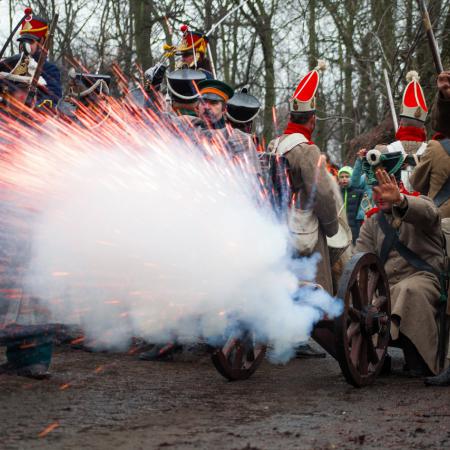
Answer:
1, 345, 449, 450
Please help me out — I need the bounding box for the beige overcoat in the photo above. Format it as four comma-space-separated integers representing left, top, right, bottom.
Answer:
355, 195, 445, 374
410, 91, 450, 218
410, 140, 450, 219
267, 135, 339, 294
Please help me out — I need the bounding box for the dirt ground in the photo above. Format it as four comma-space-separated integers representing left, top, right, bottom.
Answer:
1, 343, 449, 450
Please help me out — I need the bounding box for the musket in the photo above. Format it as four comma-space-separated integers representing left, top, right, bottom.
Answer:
0, 11, 30, 61
204, 0, 250, 79
24, 13, 59, 109
383, 69, 398, 132
417, 0, 443, 74
205, 0, 251, 39
416, 0, 447, 370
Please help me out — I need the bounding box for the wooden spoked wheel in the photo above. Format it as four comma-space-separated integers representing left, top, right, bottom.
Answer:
212, 330, 267, 381
335, 252, 391, 387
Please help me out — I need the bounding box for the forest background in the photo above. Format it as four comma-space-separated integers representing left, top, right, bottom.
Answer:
1, 0, 449, 163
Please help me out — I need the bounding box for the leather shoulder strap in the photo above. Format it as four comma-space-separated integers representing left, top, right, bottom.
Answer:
273, 133, 309, 156
433, 139, 450, 207
440, 138, 450, 156
378, 212, 438, 276
378, 213, 398, 265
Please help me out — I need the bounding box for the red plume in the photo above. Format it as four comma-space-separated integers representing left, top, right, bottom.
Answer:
24, 7, 33, 15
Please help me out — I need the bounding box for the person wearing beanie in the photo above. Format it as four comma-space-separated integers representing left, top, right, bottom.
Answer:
337, 165, 364, 243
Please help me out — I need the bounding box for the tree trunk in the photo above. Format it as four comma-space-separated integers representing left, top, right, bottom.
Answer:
130, 0, 153, 70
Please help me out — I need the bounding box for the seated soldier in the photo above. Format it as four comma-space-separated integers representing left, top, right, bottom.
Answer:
356, 147, 445, 376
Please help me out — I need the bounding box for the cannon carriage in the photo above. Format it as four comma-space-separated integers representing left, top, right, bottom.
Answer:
211, 153, 392, 387
211, 252, 391, 387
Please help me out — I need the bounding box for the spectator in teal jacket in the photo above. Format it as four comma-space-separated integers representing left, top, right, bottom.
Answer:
351, 149, 375, 225
338, 166, 364, 242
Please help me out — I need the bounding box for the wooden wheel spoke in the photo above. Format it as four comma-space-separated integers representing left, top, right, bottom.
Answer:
351, 283, 363, 309
358, 339, 369, 375
358, 266, 369, 306
367, 336, 380, 365
222, 337, 237, 358
347, 321, 360, 341
348, 307, 361, 322
367, 270, 380, 302
350, 333, 362, 367
231, 343, 244, 370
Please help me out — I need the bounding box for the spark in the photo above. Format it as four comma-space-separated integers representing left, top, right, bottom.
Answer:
38, 422, 60, 438
51, 272, 70, 277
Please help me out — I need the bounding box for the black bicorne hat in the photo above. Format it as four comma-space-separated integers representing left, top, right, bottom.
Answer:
75, 73, 111, 88
68, 70, 111, 97
167, 69, 206, 104
226, 89, 261, 124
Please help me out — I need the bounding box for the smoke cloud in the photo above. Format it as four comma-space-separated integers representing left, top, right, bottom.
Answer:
1, 124, 342, 363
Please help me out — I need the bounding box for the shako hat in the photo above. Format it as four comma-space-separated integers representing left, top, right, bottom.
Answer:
400, 71, 428, 122
163, 25, 208, 57
362, 145, 405, 185
18, 7, 49, 42
198, 79, 234, 102
290, 60, 326, 113
167, 69, 206, 103
226, 88, 261, 124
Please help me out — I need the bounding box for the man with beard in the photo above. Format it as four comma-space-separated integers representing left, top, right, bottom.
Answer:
195, 79, 261, 174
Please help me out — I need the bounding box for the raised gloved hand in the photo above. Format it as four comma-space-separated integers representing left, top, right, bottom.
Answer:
144, 63, 167, 89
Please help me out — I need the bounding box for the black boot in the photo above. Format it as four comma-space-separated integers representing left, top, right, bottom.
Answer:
424, 366, 450, 386
295, 342, 326, 359
379, 353, 391, 376
139, 343, 182, 361
398, 334, 432, 377
1, 336, 53, 379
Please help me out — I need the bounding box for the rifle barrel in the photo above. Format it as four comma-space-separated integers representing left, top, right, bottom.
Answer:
25, 13, 59, 108
417, 0, 444, 74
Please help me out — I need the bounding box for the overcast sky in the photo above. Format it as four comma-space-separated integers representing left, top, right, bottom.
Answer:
0, 2, 33, 52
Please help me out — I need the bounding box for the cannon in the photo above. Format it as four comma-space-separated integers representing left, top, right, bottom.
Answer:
211, 153, 391, 387
211, 251, 391, 387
